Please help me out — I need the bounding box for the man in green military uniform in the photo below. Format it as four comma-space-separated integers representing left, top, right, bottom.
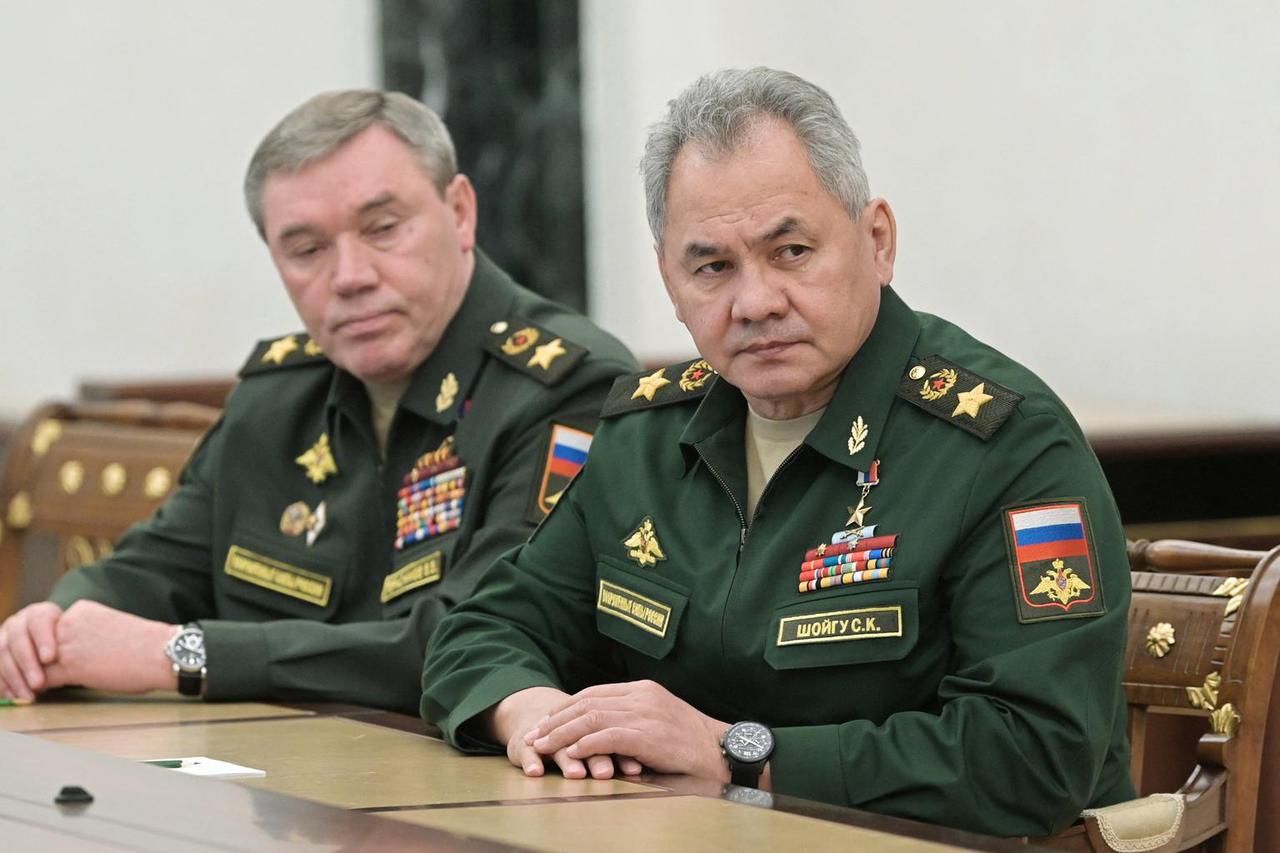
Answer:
0, 91, 635, 713
422, 68, 1135, 836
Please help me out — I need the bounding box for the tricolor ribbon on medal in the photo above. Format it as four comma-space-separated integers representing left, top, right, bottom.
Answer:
797, 459, 900, 593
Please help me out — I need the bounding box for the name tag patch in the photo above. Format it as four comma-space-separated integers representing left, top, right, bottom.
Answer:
597, 579, 671, 637
224, 545, 332, 607
381, 550, 444, 603
776, 606, 902, 646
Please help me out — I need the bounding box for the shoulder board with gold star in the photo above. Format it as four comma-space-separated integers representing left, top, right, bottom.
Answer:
895, 354, 1023, 441
600, 358, 717, 418
238, 333, 330, 378
482, 317, 588, 386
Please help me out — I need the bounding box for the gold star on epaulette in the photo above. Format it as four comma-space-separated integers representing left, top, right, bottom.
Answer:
632, 369, 670, 402
304, 338, 324, 356
296, 433, 338, 484
528, 338, 567, 370
262, 335, 299, 365
952, 383, 994, 419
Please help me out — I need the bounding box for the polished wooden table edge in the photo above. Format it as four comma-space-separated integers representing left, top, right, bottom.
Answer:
357, 789, 678, 814
0, 730, 525, 851
18, 696, 1052, 851
14, 709, 320, 735
318, 706, 1050, 852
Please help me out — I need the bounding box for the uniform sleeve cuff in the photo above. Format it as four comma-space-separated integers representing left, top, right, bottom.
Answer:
199, 620, 270, 700
426, 667, 560, 753
771, 723, 846, 802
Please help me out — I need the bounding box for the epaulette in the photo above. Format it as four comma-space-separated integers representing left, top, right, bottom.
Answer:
895, 354, 1023, 441
601, 358, 717, 418
238, 333, 330, 378
482, 317, 588, 386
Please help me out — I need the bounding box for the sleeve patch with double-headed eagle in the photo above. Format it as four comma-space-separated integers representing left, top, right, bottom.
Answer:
239, 333, 329, 378
482, 317, 588, 386
601, 358, 717, 418
895, 354, 1022, 441
1002, 499, 1106, 623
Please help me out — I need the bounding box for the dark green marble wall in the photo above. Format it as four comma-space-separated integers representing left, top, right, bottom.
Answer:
381, 0, 587, 311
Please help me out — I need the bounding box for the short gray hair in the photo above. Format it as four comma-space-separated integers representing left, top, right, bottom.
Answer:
244, 90, 457, 237
640, 67, 870, 245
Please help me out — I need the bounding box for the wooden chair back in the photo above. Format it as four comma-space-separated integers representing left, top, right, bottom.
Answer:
1041, 539, 1279, 851
0, 400, 221, 619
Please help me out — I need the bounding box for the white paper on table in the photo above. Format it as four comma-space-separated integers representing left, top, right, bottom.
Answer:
142, 756, 266, 779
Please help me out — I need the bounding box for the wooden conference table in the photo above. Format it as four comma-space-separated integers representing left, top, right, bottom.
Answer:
1, 690, 1042, 851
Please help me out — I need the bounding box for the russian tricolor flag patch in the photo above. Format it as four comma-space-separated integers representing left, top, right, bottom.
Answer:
1004, 500, 1105, 622
527, 423, 594, 523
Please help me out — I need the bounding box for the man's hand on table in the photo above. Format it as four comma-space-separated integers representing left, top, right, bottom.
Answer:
521, 679, 735, 784
488, 685, 644, 780
0, 601, 62, 700
0, 600, 178, 699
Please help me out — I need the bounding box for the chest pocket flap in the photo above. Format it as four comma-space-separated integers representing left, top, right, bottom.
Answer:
595, 556, 689, 660
765, 584, 919, 671
220, 531, 344, 620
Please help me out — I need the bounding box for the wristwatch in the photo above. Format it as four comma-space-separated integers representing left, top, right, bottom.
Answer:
721, 720, 774, 788
164, 623, 207, 697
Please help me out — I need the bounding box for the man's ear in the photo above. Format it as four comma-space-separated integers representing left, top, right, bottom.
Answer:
655, 243, 685, 324
445, 174, 479, 252
863, 198, 897, 286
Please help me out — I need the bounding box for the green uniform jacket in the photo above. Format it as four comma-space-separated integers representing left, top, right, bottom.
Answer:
50, 253, 637, 714
422, 286, 1136, 836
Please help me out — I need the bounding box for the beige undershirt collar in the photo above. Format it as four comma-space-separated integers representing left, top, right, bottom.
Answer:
744, 405, 826, 519
364, 376, 413, 457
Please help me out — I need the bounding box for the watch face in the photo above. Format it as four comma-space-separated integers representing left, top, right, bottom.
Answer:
172, 630, 206, 670
725, 722, 773, 762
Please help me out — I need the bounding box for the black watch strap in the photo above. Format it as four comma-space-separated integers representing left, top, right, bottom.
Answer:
176, 668, 205, 697
729, 760, 766, 788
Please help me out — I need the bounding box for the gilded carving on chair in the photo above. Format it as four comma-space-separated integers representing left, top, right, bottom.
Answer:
1210, 702, 1241, 738
64, 535, 97, 570
1145, 622, 1176, 658
6, 492, 32, 529
1212, 577, 1249, 618
59, 460, 84, 495
31, 419, 63, 457
144, 466, 173, 499
100, 463, 127, 496
1186, 671, 1221, 710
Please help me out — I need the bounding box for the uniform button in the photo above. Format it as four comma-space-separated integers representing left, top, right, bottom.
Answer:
490, 321, 509, 334
908, 365, 926, 380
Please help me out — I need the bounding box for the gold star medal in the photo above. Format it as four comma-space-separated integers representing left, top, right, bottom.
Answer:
296, 433, 338, 484
844, 459, 880, 529
846, 496, 872, 528
527, 338, 567, 370
623, 517, 666, 567
952, 383, 994, 419
262, 334, 299, 365
632, 368, 670, 402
